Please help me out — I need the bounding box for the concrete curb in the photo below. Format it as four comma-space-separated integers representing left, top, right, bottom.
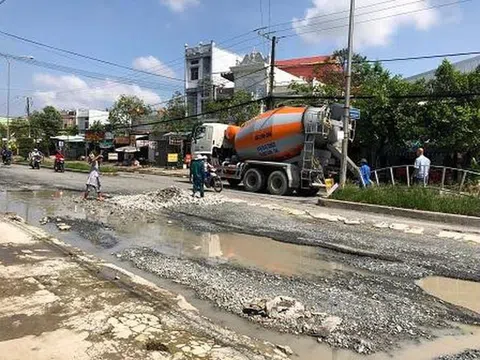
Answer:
318, 198, 480, 227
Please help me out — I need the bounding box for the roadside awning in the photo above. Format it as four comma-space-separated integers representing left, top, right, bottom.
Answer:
51, 135, 85, 143
115, 146, 139, 153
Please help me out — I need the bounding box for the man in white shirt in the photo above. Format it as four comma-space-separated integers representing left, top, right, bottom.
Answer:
414, 148, 431, 186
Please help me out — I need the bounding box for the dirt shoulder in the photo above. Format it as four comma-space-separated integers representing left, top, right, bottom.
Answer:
0, 215, 288, 360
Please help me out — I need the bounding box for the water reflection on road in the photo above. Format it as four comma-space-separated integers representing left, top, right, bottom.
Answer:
1, 189, 480, 360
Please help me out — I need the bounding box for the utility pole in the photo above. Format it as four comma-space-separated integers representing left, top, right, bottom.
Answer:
267, 35, 276, 110
257, 30, 277, 111
339, 0, 356, 188
25, 96, 31, 138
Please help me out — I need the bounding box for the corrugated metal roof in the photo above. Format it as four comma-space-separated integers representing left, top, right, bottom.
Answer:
407, 55, 480, 82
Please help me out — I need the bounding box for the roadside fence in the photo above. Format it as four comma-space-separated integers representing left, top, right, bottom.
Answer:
370, 165, 480, 196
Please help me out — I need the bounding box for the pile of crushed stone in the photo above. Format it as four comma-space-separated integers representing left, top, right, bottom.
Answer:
108, 186, 227, 211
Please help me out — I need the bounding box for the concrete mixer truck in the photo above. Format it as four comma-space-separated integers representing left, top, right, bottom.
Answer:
191, 104, 360, 196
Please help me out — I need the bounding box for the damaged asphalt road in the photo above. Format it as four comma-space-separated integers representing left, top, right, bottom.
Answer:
34, 189, 480, 355
1, 166, 480, 358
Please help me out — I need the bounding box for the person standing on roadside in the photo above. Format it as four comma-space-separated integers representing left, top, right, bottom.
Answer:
84, 153, 104, 201
359, 158, 372, 187
414, 148, 431, 186
191, 154, 205, 198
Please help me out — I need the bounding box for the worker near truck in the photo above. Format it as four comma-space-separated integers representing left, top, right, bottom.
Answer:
359, 159, 372, 187
191, 154, 205, 198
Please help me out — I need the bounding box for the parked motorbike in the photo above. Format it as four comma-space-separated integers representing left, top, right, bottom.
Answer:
54, 157, 65, 172
205, 169, 223, 193
3, 153, 12, 165
31, 155, 41, 170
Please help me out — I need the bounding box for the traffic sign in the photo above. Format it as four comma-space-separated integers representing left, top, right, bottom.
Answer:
350, 108, 361, 120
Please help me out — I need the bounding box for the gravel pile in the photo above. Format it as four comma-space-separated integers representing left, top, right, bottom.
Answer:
108, 186, 227, 211
436, 349, 480, 360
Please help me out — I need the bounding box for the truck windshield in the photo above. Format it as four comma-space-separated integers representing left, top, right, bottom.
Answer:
194, 126, 206, 140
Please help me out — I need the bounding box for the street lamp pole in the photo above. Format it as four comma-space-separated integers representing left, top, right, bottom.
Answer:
2, 55, 34, 142
5, 57, 10, 141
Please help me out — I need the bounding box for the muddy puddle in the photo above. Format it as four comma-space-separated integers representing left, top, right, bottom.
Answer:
2, 189, 480, 359
0, 189, 358, 279
417, 276, 480, 314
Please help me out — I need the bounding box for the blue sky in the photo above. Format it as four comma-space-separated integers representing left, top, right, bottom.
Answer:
0, 0, 478, 116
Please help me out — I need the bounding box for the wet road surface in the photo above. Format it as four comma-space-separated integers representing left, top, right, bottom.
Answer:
1, 169, 480, 359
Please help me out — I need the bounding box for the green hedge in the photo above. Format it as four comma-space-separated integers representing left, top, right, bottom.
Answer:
331, 185, 480, 217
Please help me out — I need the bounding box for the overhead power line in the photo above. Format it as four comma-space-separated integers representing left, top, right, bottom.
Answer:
273, 50, 480, 71
6, 90, 480, 131
271, 0, 437, 36
0, 29, 185, 82
260, 0, 413, 30
0, 52, 182, 92
274, 92, 480, 100
148, 66, 269, 108
283, 0, 473, 39
121, 97, 266, 130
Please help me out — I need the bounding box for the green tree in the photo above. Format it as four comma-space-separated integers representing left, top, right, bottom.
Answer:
63, 124, 79, 136
8, 117, 30, 139
108, 95, 152, 134
88, 120, 106, 132
422, 60, 480, 163
0, 123, 6, 139
30, 106, 63, 142
204, 90, 260, 125
154, 91, 189, 133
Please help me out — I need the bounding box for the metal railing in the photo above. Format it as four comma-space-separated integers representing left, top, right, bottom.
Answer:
370, 165, 480, 196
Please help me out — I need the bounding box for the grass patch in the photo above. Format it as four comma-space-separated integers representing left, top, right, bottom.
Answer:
13, 157, 117, 173
331, 185, 480, 217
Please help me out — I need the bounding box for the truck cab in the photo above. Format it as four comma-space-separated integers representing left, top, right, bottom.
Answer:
191, 123, 230, 159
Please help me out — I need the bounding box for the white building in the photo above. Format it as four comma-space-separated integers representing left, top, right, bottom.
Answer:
226, 50, 306, 99
185, 41, 242, 115
62, 109, 109, 133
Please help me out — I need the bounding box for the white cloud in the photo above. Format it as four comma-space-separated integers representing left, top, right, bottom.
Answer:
293, 0, 440, 48
33, 73, 161, 109
160, 0, 199, 12
132, 56, 177, 78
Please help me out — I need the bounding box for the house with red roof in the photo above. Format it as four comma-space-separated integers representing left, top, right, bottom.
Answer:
275, 55, 341, 82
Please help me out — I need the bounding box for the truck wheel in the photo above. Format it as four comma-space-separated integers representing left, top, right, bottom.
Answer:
297, 188, 320, 197
243, 168, 265, 193
267, 171, 292, 196
227, 179, 241, 187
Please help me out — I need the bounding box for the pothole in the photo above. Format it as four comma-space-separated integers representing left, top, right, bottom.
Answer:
416, 276, 480, 314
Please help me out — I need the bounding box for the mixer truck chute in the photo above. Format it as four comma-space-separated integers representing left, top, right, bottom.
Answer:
191, 104, 360, 196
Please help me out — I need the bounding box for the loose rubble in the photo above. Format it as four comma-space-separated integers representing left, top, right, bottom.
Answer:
436, 349, 480, 360
109, 186, 227, 211
117, 247, 480, 354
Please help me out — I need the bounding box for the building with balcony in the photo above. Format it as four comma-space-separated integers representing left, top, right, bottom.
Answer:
184, 41, 242, 116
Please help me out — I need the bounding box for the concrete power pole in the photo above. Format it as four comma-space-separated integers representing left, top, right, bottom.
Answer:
267, 35, 276, 110
25, 96, 31, 138
339, 0, 356, 188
